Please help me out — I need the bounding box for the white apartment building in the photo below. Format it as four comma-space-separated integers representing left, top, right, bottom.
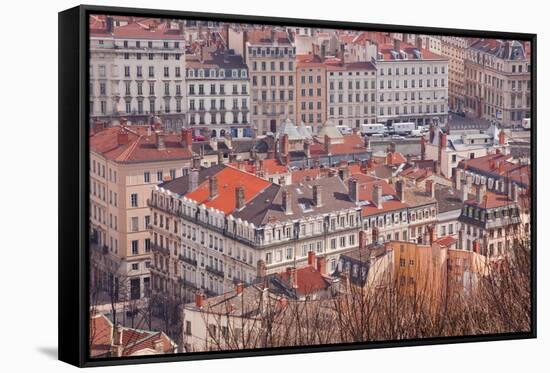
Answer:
373, 39, 449, 126
186, 47, 251, 138
89, 16, 186, 131
148, 166, 362, 302
326, 62, 377, 128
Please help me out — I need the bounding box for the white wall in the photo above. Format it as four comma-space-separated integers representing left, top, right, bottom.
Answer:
2, 0, 546, 372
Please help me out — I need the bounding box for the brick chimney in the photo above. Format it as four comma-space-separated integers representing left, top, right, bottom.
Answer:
316, 256, 327, 275
499, 129, 506, 145
359, 230, 366, 250
428, 225, 436, 245
286, 267, 298, 289
235, 185, 245, 209
209, 176, 218, 199
324, 134, 331, 155
282, 189, 292, 215
373, 184, 383, 209
425, 179, 435, 198
195, 292, 205, 308
307, 251, 316, 268
117, 130, 129, 145
155, 131, 166, 150
181, 128, 193, 151
312, 184, 322, 207
235, 282, 244, 295
396, 179, 405, 202
281, 133, 289, 157
476, 184, 486, 204
349, 178, 359, 203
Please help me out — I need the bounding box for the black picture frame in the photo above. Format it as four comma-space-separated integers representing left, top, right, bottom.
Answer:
59, 4, 537, 367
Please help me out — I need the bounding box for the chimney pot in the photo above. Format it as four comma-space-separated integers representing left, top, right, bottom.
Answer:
195, 292, 205, 308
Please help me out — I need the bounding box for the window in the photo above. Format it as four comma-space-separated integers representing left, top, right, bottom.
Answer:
131, 193, 138, 207
144, 171, 150, 183
131, 240, 139, 255
132, 263, 139, 271
131, 217, 139, 232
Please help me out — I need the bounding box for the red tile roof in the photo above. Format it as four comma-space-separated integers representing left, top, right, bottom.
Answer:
435, 235, 457, 248
460, 153, 530, 189
355, 179, 409, 216
310, 134, 367, 156
247, 30, 292, 45
90, 16, 185, 40
277, 266, 330, 296
378, 42, 445, 61
465, 189, 529, 209
90, 126, 193, 163
185, 166, 272, 215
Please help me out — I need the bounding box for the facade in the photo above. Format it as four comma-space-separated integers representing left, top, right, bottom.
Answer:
296, 54, 327, 127
440, 36, 468, 111
89, 124, 193, 300
148, 166, 362, 302
246, 30, 297, 135
186, 47, 251, 138
326, 62, 377, 128
89, 16, 187, 131
423, 124, 509, 178
464, 39, 531, 127
373, 39, 449, 126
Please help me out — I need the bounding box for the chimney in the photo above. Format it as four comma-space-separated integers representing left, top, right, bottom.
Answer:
117, 130, 129, 145
181, 128, 193, 150
348, 178, 359, 203
394, 38, 401, 52
189, 169, 199, 191
420, 136, 426, 160
229, 152, 237, 163
257, 260, 267, 279
282, 189, 292, 215
312, 184, 322, 207
338, 167, 349, 181
425, 180, 435, 198
512, 184, 519, 202
155, 131, 166, 150
454, 168, 462, 190
307, 251, 316, 268
304, 141, 311, 158
235, 185, 245, 209
460, 179, 469, 202
209, 176, 218, 199
195, 292, 205, 308
316, 256, 327, 275
476, 184, 486, 204
235, 282, 244, 295
286, 267, 298, 289
153, 339, 164, 353
192, 156, 201, 170
373, 184, 383, 209
359, 230, 366, 249
324, 134, 331, 155
440, 132, 447, 150
429, 124, 435, 143
499, 129, 506, 145
217, 150, 223, 165
498, 160, 505, 175
428, 225, 436, 245
396, 179, 405, 202
281, 134, 289, 157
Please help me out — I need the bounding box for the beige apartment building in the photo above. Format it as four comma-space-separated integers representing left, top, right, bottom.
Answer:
90, 122, 193, 300
296, 54, 327, 127
464, 39, 531, 127
326, 61, 377, 128
245, 29, 297, 135
440, 36, 468, 111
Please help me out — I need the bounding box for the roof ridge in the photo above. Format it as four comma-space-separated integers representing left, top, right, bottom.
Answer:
115, 135, 142, 162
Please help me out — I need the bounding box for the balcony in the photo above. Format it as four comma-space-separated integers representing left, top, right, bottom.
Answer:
178, 254, 197, 266
178, 277, 199, 290
205, 265, 224, 278
151, 243, 170, 256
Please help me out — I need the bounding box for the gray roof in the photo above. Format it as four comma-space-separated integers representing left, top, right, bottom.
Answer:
276, 118, 303, 141
233, 175, 358, 226
159, 164, 225, 195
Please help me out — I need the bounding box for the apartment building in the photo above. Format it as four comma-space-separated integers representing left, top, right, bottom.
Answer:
326, 61, 377, 128
89, 123, 193, 300
245, 30, 297, 135
296, 54, 327, 126
148, 166, 362, 302
440, 37, 468, 111
373, 39, 449, 126
186, 47, 251, 138
89, 16, 186, 131
464, 39, 531, 127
